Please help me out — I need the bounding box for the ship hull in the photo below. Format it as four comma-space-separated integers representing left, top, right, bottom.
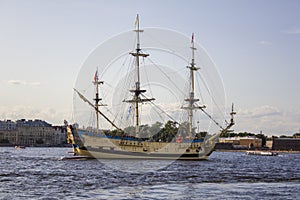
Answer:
70, 129, 214, 160
73, 148, 210, 160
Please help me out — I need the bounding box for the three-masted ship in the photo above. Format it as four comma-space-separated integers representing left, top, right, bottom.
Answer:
66, 15, 235, 160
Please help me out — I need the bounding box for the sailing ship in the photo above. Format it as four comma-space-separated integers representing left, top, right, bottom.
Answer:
66, 15, 236, 160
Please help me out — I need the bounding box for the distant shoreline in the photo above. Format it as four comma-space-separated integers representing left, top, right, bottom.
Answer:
215, 149, 300, 154
0, 144, 71, 148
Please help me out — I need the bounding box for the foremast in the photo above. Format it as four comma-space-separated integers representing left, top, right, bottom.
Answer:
182, 33, 206, 138
73, 87, 120, 131
124, 14, 155, 137
93, 70, 106, 132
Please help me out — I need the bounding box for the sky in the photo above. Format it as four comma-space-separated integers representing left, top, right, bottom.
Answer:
0, 0, 299, 136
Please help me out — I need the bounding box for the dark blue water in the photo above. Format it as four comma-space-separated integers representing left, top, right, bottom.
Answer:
0, 147, 299, 199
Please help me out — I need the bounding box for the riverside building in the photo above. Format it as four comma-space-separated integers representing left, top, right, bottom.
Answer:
272, 138, 300, 151
218, 136, 262, 149
0, 119, 67, 146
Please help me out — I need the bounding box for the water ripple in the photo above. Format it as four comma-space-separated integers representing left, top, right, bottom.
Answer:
0, 148, 300, 199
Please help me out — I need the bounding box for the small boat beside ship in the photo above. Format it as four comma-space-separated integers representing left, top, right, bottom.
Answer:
14, 145, 26, 149
246, 151, 278, 156
66, 15, 236, 160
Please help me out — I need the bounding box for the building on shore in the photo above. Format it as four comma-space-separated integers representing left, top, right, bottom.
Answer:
265, 140, 273, 149
217, 136, 262, 150
0, 119, 67, 147
0, 120, 18, 145
272, 138, 300, 151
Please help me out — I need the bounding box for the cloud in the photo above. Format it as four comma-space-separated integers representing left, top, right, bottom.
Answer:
7, 80, 40, 86
259, 40, 272, 45
282, 26, 300, 34
0, 105, 71, 125
0, 103, 298, 136
234, 105, 300, 136
238, 105, 281, 119
7, 80, 23, 85
252, 105, 281, 118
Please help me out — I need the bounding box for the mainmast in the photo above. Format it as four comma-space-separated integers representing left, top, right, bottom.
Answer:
124, 14, 155, 137
182, 33, 205, 138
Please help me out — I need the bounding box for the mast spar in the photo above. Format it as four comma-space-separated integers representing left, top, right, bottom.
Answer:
124, 14, 155, 137
182, 33, 205, 138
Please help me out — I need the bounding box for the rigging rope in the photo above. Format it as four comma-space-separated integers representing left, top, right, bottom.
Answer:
147, 57, 187, 97
142, 57, 154, 97
140, 93, 178, 123
198, 106, 224, 130
197, 71, 226, 120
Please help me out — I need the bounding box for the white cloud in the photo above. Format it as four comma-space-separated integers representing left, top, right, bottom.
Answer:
0, 105, 71, 125
282, 26, 300, 34
234, 105, 299, 136
238, 105, 281, 119
1, 103, 298, 136
252, 105, 281, 118
259, 40, 272, 45
7, 80, 40, 86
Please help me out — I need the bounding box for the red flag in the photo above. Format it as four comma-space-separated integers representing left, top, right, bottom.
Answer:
94, 70, 98, 82
191, 33, 194, 43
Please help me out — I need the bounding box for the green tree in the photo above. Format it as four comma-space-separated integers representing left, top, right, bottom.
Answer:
124, 126, 135, 136
195, 131, 207, 139
279, 135, 291, 138
149, 121, 163, 136
238, 132, 255, 137
293, 133, 300, 138
151, 120, 178, 142
139, 124, 150, 138
178, 121, 189, 138
220, 130, 237, 137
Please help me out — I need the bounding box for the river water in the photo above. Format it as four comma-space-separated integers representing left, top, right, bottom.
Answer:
0, 147, 299, 199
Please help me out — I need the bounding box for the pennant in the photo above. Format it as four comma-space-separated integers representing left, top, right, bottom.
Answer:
191, 33, 194, 43
126, 105, 133, 120
134, 14, 139, 29
94, 70, 98, 82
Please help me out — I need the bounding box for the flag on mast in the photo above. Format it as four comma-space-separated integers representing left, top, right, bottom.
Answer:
94, 69, 98, 82
191, 33, 194, 43
126, 105, 133, 120
134, 14, 139, 29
